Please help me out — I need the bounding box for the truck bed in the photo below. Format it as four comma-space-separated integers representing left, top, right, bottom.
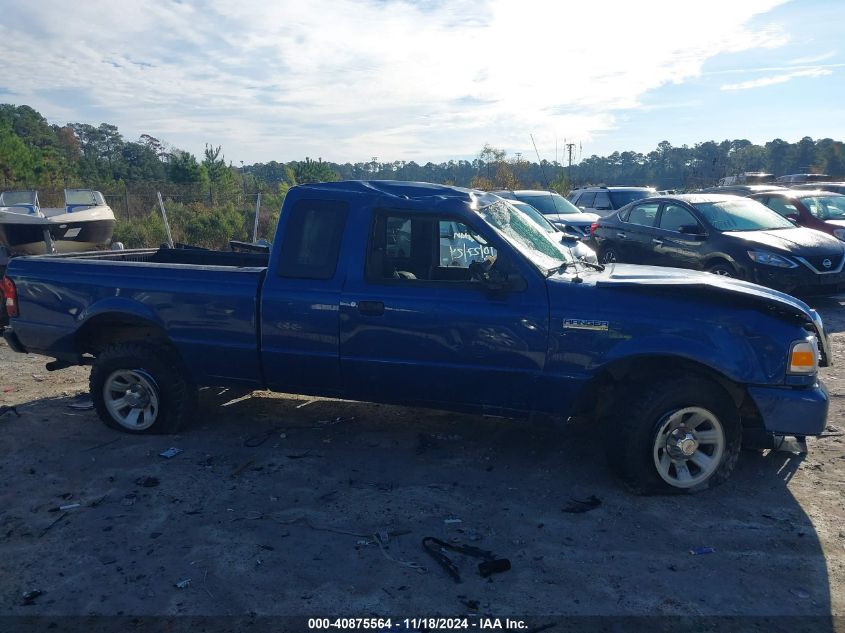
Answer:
5, 247, 267, 386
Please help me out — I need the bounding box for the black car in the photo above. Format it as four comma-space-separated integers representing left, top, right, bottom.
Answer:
593, 194, 845, 295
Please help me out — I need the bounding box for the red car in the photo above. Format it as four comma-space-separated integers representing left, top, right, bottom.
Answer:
750, 189, 845, 241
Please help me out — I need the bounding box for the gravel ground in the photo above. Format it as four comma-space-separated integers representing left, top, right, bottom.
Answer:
0, 298, 844, 624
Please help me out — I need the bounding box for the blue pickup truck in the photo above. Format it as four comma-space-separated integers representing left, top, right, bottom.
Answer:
1, 181, 832, 494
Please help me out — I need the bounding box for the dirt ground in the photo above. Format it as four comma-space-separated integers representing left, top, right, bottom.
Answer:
1, 299, 844, 626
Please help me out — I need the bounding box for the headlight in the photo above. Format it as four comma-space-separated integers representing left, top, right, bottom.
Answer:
788, 336, 819, 374
833, 228, 845, 241
747, 250, 797, 268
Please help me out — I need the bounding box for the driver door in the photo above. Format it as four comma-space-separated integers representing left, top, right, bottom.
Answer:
339, 210, 549, 415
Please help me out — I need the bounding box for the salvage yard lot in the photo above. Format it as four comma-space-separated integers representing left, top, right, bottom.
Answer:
1, 299, 845, 620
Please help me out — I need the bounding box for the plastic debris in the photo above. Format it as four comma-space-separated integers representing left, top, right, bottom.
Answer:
59, 503, 81, 511
422, 536, 509, 583
174, 578, 192, 589
22, 590, 43, 606
562, 495, 602, 513
444, 518, 463, 524
159, 447, 183, 459
690, 546, 716, 555
790, 587, 811, 599
134, 476, 160, 488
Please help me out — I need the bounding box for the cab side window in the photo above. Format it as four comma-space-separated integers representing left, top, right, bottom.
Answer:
626, 202, 659, 227
367, 212, 497, 283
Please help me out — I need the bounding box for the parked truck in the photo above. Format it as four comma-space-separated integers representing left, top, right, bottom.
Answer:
2, 181, 832, 493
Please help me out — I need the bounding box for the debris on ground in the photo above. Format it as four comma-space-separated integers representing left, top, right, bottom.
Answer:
296, 398, 318, 409
287, 451, 321, 459
39, 512, 68, 538
690, 546, 716, 556
0, 405, 20, 418
316, 416, 355, 427
422, 536, 509, 583
82, 438, 120, 452
231, 460, 255, 477
174, 578, 192, 589
562, 495, 602, 513
478, 558, 512, 578
444, 518, 462, 524
58, 502, 81, 511
790, 587, 811, 599
67, 394, 94, 410
159, 447, 183, 459
134, 476, 160, 488
21, 590, 43, 606
122, 493, 137, 506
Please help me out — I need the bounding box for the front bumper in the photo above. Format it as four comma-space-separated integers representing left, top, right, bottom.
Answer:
751, 265, 845, 296
747, 381, 829, 436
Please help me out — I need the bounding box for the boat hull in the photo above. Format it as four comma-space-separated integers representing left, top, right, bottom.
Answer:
0, 207, 115, 255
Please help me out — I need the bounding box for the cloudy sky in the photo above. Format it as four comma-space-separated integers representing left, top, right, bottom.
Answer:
0, 0, 842, 164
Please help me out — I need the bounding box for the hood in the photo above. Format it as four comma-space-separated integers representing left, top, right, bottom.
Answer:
584, 263, 831, 365
545, 212, 598, 225
723, 227, 844, 256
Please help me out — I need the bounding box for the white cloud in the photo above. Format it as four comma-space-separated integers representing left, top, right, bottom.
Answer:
0, 0, 789, 162
720, 67, 832, 90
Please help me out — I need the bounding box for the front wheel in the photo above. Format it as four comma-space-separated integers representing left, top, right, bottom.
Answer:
90, 342, 196, 434
707, 262, 736, 277
606, 375, 742, 494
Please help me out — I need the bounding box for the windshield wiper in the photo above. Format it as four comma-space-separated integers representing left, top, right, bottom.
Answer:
546, 260, 605, 277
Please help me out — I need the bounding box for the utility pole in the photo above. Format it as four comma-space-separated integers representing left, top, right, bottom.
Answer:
565, 142, 576, 186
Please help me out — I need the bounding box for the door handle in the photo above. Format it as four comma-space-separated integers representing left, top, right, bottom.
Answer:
617, 232, 627, 239
357, 300, 385, 316
652, 238, 663, 245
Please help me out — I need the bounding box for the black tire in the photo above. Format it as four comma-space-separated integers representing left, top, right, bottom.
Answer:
605, 374, 742, 495
600, 247, 618, 264
90, 342, 196, 434
707, 261, 737, 277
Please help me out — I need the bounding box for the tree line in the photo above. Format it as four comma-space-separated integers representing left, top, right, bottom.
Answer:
1, 102, 843, 247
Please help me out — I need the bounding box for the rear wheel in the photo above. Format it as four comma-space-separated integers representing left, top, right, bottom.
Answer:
606, 374, 742, 494
90, 342, 196, 434
600, 247, 618, 264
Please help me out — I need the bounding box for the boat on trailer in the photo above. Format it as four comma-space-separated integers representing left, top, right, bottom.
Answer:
0, 189, 115, 255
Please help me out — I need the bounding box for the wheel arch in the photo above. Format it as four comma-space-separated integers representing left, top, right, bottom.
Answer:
76, 311, 174, 357
571, 354, 754, 422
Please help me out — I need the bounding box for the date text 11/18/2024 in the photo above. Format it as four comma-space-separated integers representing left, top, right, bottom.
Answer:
308, 618, 531, 630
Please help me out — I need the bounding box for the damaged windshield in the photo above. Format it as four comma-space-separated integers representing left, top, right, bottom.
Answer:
476, 200, 573, 273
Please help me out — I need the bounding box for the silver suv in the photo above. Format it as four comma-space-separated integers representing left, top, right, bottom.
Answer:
568, 186, 656, 217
